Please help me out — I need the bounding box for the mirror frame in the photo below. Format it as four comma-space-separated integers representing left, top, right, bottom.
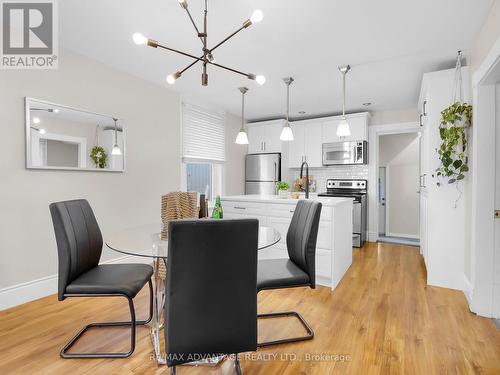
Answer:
25, 97, 126, 172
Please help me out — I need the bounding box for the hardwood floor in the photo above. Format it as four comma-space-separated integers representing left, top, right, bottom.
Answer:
1, 242, 499, 374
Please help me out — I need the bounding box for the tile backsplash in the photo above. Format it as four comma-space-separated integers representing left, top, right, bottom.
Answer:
289, 165, 369, 192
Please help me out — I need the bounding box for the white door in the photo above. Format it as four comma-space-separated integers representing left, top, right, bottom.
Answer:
493, 83, 500, 318
288, 122, 305, 168
378, 167, 386, 235
304, 122, 323, 167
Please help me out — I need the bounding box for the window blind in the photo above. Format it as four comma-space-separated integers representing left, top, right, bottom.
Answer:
182, 103, 225, 162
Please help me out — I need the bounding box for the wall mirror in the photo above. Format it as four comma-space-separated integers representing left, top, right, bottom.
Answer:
25, 97, 125, 172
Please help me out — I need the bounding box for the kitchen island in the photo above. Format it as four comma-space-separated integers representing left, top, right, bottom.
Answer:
221, 195, 353, 290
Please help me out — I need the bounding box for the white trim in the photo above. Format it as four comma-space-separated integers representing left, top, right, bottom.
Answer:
386, 232, 420, 239
0, 251, 151, 312
463, 274, 474, 309
41, 132, 87, 168
469, 34, 500, 317
473, 35, 500, 87
368, 231, 378, 242
368, 122, 421, 242
385, 165, 391, 235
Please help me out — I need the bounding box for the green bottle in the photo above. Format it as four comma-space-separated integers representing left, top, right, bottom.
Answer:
212, 196, 223, 219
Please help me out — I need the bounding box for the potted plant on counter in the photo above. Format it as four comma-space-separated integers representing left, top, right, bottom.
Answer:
276, 181, 290, 199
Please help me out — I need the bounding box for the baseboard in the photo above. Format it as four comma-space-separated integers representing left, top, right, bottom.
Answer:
368, 231, 378, 242
0, 251, 151, 311
316, 275, 332, 289
386, 232, 419, 240
462, 275, 474, 310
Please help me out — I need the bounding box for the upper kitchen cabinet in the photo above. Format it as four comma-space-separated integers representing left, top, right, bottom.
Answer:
322, 113, 369, 143
288, 119, 323, 168
247, 119, 285, 154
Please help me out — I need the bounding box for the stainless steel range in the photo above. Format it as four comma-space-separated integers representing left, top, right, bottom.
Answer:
318, 179, 367, 247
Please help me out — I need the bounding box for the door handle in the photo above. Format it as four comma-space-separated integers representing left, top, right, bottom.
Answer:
264, 141, 266, 151
419, 114, 423, 127
423, 100, 428, 116
234, 206, 247, 210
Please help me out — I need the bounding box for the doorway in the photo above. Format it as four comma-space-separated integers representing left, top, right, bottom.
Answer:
494, 82, 500, 319
377, 132, 420, 246
469, 36, 500, 318
378, 167, 386, 236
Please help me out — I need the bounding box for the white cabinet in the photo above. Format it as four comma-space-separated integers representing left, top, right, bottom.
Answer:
288, 122, 305, 168
287, 120, 323, 168
286, 113, 368, 168
221, 196, 354, 290
417, 67, 470, 291
322, 114, 369, 143
247, 120, 284, 154
304, 122, 323, 167
247, 125, 266, 154
222, 200, 268, 225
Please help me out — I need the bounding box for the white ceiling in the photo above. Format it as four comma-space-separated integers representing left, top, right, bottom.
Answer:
60, 0, 494, 120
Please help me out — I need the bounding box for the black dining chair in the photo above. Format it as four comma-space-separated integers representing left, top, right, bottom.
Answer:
164, 219, 259, 375
49, 199, 154, 358
257, 199, 322, 347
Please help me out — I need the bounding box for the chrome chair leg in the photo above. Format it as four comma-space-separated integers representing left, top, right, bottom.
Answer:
257, 311, 314, 347
60, 279, 153, 358
234, 354, 243, 375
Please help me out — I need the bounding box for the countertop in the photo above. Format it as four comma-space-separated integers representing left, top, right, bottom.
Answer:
221, 194, 353, 207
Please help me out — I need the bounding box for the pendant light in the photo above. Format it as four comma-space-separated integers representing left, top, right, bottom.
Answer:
133, 1, 265, 87
111, 118, 122, 156
336, 65, 351, 138
235, 87, 249, 145
280, 77, 294, 141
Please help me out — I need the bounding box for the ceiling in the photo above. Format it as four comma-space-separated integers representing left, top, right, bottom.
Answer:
60, 0, 494, 121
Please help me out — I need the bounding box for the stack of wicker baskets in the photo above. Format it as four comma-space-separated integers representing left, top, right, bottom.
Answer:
158, 191, 198, 279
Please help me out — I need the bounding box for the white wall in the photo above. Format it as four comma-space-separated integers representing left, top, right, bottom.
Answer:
471, 0, 500, 70
464, 0, 500, 290
370, 108, 418, 126
0, 50, 181, 294
224, 113, 246, 195
379, 133, 420, 238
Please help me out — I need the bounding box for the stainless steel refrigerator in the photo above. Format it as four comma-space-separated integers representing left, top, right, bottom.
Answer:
245, 153, 281, 195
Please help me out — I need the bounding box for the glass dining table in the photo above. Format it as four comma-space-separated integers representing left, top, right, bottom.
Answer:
105, 223, 281, 365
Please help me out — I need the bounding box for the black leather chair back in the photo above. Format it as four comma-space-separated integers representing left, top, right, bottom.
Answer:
50, 199, 103, 301
286, 200, 322, 288
165, 219, 259, 367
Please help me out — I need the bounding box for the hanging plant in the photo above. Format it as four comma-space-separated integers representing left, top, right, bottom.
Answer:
90, 146, 108, 168
434, 102, 472, 185
90, 124, 107, 168
432, 51, 472, 207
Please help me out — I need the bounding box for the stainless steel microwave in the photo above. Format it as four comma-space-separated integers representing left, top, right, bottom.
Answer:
322, 141, 368, 165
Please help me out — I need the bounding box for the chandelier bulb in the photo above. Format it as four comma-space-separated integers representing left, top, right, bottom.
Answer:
250, 9, 264, 23
255, 75, 266, 85
132, 33, 148, 45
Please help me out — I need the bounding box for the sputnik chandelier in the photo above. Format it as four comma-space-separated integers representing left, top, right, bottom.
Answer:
133, 0, 266, 87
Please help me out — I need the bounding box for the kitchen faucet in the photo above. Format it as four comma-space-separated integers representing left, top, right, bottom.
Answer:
300, 160, 309, 199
